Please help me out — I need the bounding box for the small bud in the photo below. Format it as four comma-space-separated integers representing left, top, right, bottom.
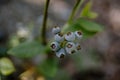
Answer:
76, 43, 81, 51
56, 48, 66, 58
65, 32, 75, 41
54, 33, 64, 42
50, 42, 60, 51
52, 26, 61, 34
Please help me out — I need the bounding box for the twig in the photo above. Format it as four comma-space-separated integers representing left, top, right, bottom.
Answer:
41, 0, 50, 45
68, 0, 83, 23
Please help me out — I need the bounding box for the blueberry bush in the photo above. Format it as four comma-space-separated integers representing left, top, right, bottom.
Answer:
0, 0, 104, 80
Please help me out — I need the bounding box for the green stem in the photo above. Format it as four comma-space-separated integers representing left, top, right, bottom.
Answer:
68, 0, 83, 23
41, 0, 50, 45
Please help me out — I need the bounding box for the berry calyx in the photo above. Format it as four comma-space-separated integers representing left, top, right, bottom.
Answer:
54, 33, 64, 42
65, 32, 75, 41
50, 42, 60, 51
56, 48, 66, 58
75, 31, 82, 40
52, 26, 61, 34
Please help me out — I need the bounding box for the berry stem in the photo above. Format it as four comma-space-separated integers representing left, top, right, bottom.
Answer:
68, 0, 84, 23
41, 0, 50, 45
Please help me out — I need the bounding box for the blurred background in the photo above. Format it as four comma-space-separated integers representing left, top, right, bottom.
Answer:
0, 0, 120, 80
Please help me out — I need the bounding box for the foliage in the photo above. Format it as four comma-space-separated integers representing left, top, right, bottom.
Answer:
0, 0, 104, 79
0, 57, 15, 75
37, 58, 58, 77
62, 18, 103, 38
80, 0, 98, 19
8, 41, 46, 58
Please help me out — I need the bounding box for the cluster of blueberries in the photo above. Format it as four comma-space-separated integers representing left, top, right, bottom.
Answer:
50, 26, 82, 58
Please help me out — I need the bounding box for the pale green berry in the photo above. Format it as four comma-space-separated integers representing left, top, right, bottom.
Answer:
65, 32, 75, 41
65, 42, 76, 54
54, 33, 64, 42
52, 26, 61, 34
56, 48, 66, 58
50, 42, 60, 51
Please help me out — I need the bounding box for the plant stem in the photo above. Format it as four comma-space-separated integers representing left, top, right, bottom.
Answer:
41, 0, 50, 45
68, 0, 83, 23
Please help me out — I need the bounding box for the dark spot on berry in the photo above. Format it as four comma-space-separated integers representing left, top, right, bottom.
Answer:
71, 50, 76, 54
77, 31, 82, 35
51, 44, 56, 49
67, 44, 72, 48
60, 54, 65, 58
58, 33, 63, 37
67, 32, 71, 36
77, 45, 81, 50
54, 26, 58, 28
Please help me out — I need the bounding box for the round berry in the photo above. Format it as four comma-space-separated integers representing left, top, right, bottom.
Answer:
65, 32, 75, 41
74, 31, 82, 40
54, 33, 64, 42
75, 43, 81, 51
56, 48, 66, 58
52, 26, 61, 34
50, 42, 60, 51
65, 42, 76, 54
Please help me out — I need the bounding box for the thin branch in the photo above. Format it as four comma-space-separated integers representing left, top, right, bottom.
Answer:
68, 0, 83, 23
41, 0, 50, 45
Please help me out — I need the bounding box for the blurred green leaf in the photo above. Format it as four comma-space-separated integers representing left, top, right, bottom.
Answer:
8, 41, 46, 58
62, 18, 103, 37
81, 0, 92, 16
0, 57, 15, 75
88, 12, 98, 19
76, 18, 103, 32
80, 0, 98, 19
38, 58, 58, 77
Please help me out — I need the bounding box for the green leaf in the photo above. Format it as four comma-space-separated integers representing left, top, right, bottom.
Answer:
75, 18, 103, 32
62, 18, 103, 37
80, 0, 98, 19
37, 58, 58, 77
8, 41, 46, 58
0, 57, 15, 75
81, 1, 92, 16
88, 12, 98, 19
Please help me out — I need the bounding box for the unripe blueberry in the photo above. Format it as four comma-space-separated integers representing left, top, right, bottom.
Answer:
52, 26, 61, 34
50, 42, 60, 51
54, 33, 64, 42
75, 43, 81, 51
65, 32, 75, 41
56, 48, 66, 58
74, 31, 82, 40
65, 42, 76, 54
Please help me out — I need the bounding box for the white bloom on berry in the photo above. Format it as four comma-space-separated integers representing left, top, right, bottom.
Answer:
52, 26, 61, 34
56, 48, 66, 58
65, 42, 76, 54
54, 33, 64, 42
74, 31, 82, 40
50, 42, 60, 51
65, 32, 75, 41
